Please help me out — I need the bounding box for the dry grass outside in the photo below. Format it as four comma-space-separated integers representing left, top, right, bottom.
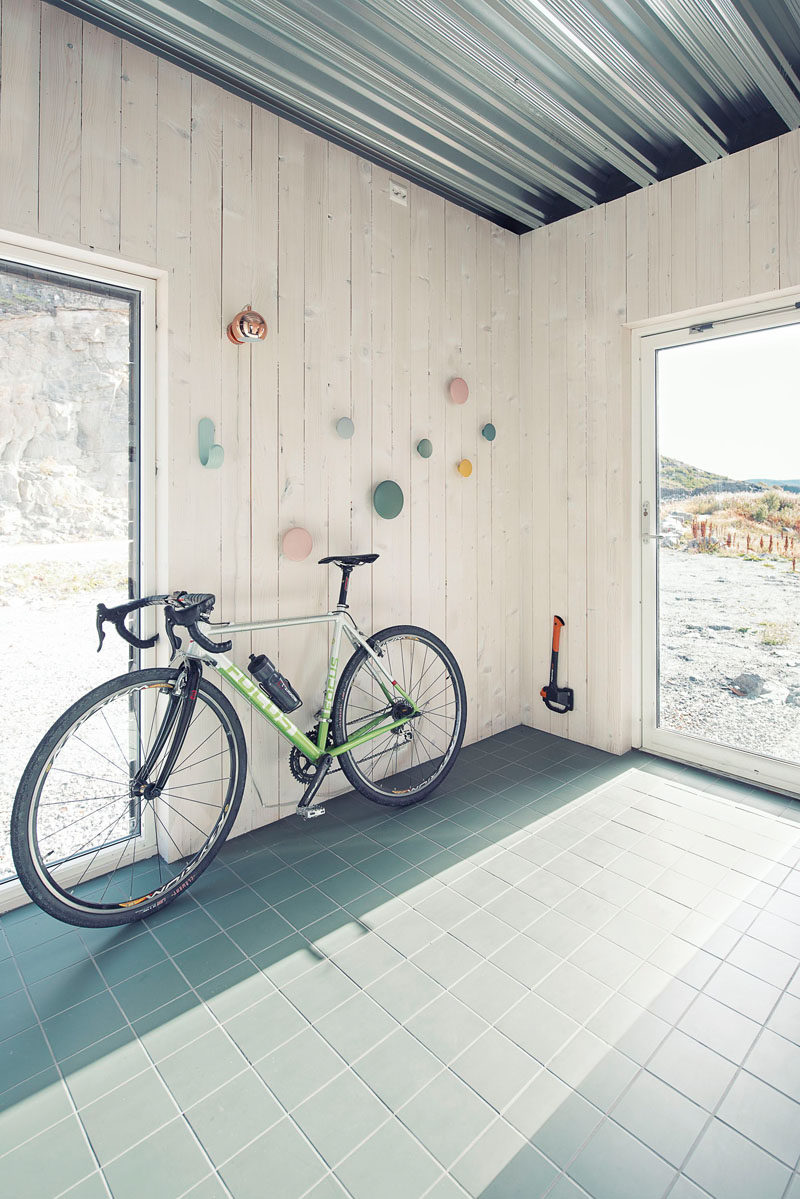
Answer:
0, 558, 126, 603
759, 621, 793, 646
662, 488, 800, 564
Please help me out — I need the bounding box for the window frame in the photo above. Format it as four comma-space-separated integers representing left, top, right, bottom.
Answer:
0, 231, 166, 911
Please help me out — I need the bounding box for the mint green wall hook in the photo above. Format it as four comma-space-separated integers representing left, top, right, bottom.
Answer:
198, 418, 224, 469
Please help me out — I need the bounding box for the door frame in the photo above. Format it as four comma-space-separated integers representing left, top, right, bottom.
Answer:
0, 229, 167, 912
631, 285, 800, 797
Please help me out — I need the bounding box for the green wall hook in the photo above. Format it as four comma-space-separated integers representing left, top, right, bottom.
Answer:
198, 418, 224, 469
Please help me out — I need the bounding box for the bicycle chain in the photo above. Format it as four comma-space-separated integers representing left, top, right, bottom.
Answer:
288, 717, 411, 783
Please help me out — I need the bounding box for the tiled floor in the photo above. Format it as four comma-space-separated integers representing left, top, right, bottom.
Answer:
2, 726, 800, 1199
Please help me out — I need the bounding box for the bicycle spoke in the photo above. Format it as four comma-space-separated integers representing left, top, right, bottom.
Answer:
100, 708, 129, 773
38, 793, 132, 838
73, 734, 129, 775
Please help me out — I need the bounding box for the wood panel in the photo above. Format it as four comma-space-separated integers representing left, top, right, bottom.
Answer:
520, 129, 800, 754
80, 23, 120, 252
38, 4, 81, 244
0, 0, 41, 232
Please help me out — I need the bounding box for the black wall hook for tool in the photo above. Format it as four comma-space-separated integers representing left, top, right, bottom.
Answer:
540, 615, 574, 714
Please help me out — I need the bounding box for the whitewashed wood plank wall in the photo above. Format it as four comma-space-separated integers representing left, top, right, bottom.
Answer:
519, 130, 800, 753
0, 1, 521, 829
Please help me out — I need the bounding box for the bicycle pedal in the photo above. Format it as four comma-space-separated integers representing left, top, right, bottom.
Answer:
297, 804, 326, 820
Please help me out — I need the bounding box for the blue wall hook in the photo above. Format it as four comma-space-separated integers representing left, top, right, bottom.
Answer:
198, 418, 224, 468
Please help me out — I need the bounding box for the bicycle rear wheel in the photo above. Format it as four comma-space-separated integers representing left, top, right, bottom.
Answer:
11, 667, 246, 927
332, 625, 466, 806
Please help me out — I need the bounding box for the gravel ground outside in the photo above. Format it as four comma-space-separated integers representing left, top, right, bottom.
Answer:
659, 549, 800, 763
0, 541, 128, 880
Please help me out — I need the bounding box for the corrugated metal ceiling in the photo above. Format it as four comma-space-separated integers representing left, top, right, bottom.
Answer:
54, 0, 800, 231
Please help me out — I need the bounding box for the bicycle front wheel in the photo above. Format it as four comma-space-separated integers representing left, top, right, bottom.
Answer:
11, 667, 247, 927
332, 625, 466, 807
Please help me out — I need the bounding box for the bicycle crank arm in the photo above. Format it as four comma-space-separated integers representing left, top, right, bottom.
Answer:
296, 754, 334, 820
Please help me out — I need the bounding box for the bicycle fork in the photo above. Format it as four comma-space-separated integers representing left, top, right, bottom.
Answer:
131, 660, 203, 834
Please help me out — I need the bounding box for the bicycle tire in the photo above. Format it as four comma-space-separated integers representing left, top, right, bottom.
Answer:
332, 625, 466, 807
11, 667, 247, 927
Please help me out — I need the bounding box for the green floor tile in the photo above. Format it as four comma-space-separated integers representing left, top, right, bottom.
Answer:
179, 1175, 230, 1199
79, 1067, 177, 1163
225, 989, 308, 1061
226, 908, 296, 956
62, 1026, 149, 1109
103, 1117, 211, 1199
275, 886, 342, 931
157, 1026, 245, 1109
716, 1071, 800, 1166
744, 1028, 800, 1100
220, 1117, 327, 1199
203, 885, 267, 928
497, 992, 579, 1064
684, 1118, 791, 1199
611, 1072, 708, 1168
94, 930, 168, 987
294, 1070, 388, 1166
254, 1026, 344, 1109
15, 931, 90, 985
185, 1069, 283, 1164
280, 958, 360, 1022
332, 934, 405, 987
398, 1070, 495, 1167
315, 991, 398, 1061
0, 985, 37, 1040
112, 960, 190, 1022
411, 933, 483, 988
195, 960, 275, 1023
132, 992, 215, 1062
173, 933, 246, 986
335, 1118, 442, 1199
568, 1119, 677, 1199
452, 1028, 538, 1112
0, 1069, 71, 1157
1, 1113, 97, 1199
353, 1028, 442, 1108
450, 960, 528, 1024
296, 849, 351, 884
44, 991, 126, 1062
150, 909, 220, 956
60, 1172, 110, 1198
28, 959, 107, 1020
452, 1120, 558, 1199
405, 992, 488, 1065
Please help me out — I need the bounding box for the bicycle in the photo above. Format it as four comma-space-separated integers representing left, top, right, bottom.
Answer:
10, 554, 467, 928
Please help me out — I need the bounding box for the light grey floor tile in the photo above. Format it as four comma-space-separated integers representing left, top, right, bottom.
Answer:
568, 1118, 677, 1199
716, 1070, 800, 1166
684, 1118, 791, 1199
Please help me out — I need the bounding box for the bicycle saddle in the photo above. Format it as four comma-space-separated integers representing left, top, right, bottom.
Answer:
318, 554, 379, 567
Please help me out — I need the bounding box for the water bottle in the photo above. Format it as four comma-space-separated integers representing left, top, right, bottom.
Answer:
247, 654, 302, 713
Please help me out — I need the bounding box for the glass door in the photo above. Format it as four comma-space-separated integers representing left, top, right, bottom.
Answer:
0, 255, 152, 888
641, 307, 800, 795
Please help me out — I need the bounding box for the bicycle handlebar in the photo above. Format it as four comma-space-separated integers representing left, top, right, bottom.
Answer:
96, 594, 169, 652
96, 592, 232, 655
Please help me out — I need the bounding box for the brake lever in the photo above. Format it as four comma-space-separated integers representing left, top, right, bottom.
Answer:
96, 604, 108, 652
96, 602, 159, 652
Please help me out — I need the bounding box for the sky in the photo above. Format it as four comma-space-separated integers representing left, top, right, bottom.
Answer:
657, 322, 800, 480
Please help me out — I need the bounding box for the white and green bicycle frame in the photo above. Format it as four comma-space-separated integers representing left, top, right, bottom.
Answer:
180, 607, 419, 766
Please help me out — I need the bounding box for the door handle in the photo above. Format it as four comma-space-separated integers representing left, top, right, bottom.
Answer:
641, 500, 670, 542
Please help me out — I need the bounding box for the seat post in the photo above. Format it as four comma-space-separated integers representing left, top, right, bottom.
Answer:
337, 565, 354, 607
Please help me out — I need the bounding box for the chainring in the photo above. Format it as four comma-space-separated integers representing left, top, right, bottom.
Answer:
289, 725, 335, 784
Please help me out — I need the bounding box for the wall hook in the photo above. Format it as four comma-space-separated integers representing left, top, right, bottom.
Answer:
198, 418, 224, 469
227, 305, 268, 345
